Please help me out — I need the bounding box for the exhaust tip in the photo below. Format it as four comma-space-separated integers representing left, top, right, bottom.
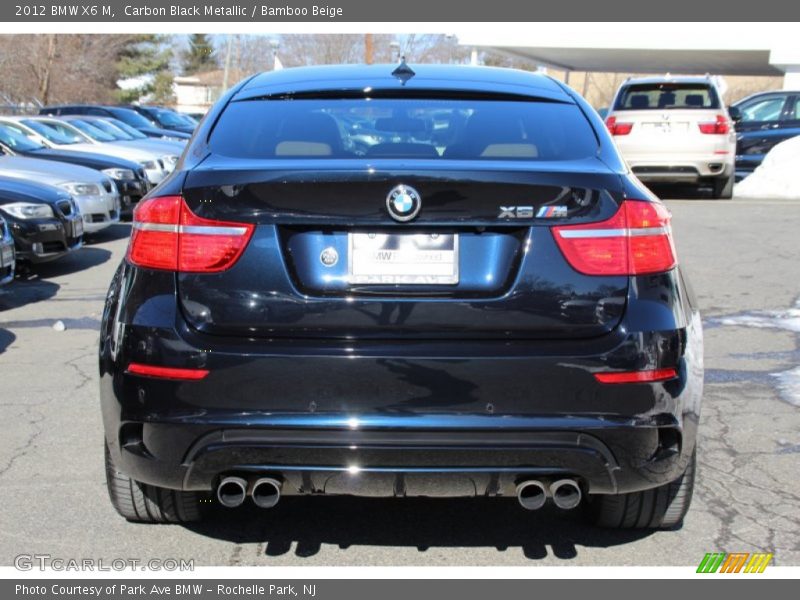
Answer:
250, 477, 282, 509
516, 480, 547, 511
216, 476, 247, 508
550, 479, 582, 510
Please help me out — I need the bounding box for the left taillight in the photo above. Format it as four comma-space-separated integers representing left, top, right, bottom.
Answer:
127, 195, 254, 273
698, 114, 730, 135
605, 116, 633, 136
552, 200, 677, 276
127, 362, 209, 380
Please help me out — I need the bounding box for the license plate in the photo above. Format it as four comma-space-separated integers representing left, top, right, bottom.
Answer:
349, 233, 459, 285
0, 246, 11, 267
642, 122, 689, 133
73, 217, 84, 237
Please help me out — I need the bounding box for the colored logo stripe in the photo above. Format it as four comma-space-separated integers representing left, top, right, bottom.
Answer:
720, 553, 749, 573
697, 552, 726, 573
697, 552, 773, 573
744, 553, 773, 573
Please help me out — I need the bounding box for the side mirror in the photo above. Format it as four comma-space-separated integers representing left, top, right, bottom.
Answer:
727, 105, 742, 123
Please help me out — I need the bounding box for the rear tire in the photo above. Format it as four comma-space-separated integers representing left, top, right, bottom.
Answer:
589, 450, 696, 529
711, 173, 734, 199
104, 443, 204, 523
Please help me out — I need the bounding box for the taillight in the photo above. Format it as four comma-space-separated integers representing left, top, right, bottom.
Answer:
127, 362, 209, 380
698, 114, 730, 135
552, 200, 677, 276
594, 368, 677, 384
127, 195, 254, 273
605, 116, 633, 136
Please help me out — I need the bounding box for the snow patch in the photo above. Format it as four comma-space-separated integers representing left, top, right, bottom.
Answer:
772, 367, 800, 407
735, 135, 800, 200
714, 298, 800, 333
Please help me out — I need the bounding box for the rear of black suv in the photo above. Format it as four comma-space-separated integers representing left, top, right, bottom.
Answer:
100, 65, 703, 528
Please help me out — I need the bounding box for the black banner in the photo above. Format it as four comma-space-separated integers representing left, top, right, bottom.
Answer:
4, 579, 798, 600
3, 0, 800, 22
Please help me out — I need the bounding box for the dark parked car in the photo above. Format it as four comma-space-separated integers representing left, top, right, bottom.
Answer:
39, 105, 191, 141
100, 64, 703, 529
120, 105, 196, 134
730, 90, 800, 181
0, 124, 150, 214
0, 213, 15, 284
0, 177, 83, 264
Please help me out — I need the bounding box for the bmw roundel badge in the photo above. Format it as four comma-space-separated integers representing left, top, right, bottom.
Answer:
386, 184, 422, 222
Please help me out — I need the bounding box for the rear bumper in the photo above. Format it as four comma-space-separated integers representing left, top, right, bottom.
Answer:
113, 416, 693, 497
100, 264, 703, 499
627, 158, 733, 182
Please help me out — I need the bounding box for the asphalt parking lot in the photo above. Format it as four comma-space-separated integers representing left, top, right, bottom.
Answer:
1, 194, 798, 567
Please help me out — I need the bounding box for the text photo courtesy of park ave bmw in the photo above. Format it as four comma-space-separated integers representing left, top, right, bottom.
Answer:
0, 1, 799, 586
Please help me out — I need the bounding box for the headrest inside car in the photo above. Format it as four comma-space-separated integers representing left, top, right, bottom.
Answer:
684, 94, 704, 107
658, 92, 676, 107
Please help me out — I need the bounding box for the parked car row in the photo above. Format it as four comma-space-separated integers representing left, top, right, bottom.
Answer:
0, 105, 194, 285
39, 105, 193, 140
602, 75, 800, 197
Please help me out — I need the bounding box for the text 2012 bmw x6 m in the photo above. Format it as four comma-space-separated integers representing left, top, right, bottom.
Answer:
100, 64, 703, 528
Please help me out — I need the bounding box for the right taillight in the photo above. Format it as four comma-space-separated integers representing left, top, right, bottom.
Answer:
552, 200, 677, 276
605, 116, 633, 136
127, 195, 254, 273
698, 114, 730, 135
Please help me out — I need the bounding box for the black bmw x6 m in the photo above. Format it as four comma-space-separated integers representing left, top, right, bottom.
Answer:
100, 64, 703, 529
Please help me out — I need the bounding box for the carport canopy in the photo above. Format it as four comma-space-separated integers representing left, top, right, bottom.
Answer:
458, 23, 800, 80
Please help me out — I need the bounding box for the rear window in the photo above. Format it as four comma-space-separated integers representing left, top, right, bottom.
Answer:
614, 83, 720, 110
209, 98, 598, 161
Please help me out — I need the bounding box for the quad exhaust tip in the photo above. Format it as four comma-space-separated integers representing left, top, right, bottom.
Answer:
550, 479, 582, 510
216, 476, 247, 508
516, 480, 548, 511
250, 477, 282, 509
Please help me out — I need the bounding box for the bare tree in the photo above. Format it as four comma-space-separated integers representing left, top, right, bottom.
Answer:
35, 35, 58, 104
278, 34, 368, 66
0, 34, 172, 106
228, 33, 469, 79
399, 34, 469, 64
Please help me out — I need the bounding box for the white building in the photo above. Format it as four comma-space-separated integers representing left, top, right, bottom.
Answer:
172, 70, 224, 115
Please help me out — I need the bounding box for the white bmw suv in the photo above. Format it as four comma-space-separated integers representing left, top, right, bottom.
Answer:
605, 76, 736, 199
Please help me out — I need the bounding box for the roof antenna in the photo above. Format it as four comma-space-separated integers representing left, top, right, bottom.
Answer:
392, 57, 415, 85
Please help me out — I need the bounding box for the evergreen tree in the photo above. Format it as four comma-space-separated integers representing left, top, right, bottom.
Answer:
150, 71, 176, 105
115, 34, 173, 103
182, 34, 217, 75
